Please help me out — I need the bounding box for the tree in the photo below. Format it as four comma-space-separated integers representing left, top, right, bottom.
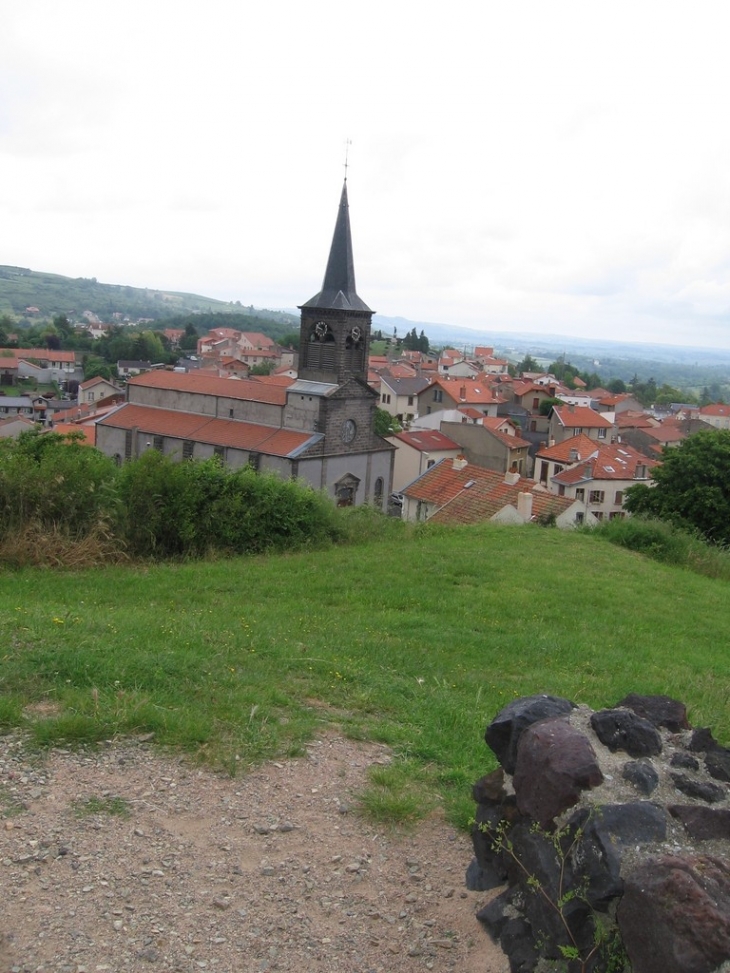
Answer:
280, 331, 300, 349
516, 354, 539, 374
539, 397, 563, 417
249, 361, 276, 375
607, 379, 627, 394
82, 355, 112, 381
374, 408, 401, 437
625, 429, 730, 544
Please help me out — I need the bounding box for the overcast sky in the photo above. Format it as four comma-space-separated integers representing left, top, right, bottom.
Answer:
4, 1, 730, 350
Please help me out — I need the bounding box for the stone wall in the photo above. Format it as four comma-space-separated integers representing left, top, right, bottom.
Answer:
468, 694, 730, 973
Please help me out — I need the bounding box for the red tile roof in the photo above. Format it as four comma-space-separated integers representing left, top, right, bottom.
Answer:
536, 434, 599, 462
552, 442, 656, 483
128, 370, 288, 405
404, 460, 574, 525
0, 349, 76, 365
392, 429, 460, 452
616, 411, 655, 429
553, 405, 613, 429
701, 403, 730, 417
97, 404, 316, 457
647, 425, 687, 444
429, 377, 502, 406
50, 423, 95, 446
79, 376, 120, 390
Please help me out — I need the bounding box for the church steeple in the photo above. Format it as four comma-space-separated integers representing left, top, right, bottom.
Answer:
298, 180, 373, 386
301, 180, 372, 313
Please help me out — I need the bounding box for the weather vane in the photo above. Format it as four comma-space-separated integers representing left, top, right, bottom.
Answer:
344, 138, 352, 180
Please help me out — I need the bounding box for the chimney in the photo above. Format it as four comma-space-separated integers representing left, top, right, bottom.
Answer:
452, 454, 468, 471
517, 491, 533, 520
459, 385, 467, 400
569, 447, 579, 462
504, 469, 520, 486
568, 403, 575, 413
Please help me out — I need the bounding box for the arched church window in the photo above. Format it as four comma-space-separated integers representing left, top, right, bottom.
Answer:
374, 477, 384, 508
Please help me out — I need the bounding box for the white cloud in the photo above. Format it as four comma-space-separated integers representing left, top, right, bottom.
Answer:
3, 0, 730, 348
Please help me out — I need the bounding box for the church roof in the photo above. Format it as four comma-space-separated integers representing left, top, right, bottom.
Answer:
300, 181, 372, 313
97, 403, 319, 458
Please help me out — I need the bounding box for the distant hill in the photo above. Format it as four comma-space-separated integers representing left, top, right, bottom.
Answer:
3, 264, 728, 392
0, 265, 296, 328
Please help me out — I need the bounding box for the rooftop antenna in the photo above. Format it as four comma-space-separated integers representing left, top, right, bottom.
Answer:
343, 138, 352, 181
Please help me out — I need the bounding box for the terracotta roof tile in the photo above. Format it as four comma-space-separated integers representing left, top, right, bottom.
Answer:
97, 404, 316, 457
404, 460, 574, 525
553, 405, 613, 428
392, 429, 460, 451
536, 434, 598, 462
552, 442, 656, 483
129, 370, 288, 405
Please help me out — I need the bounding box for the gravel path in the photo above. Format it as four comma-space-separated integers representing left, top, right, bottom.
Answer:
0, 730, 508, 973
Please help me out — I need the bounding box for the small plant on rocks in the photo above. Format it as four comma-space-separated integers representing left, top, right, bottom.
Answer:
475, 814, 629, 973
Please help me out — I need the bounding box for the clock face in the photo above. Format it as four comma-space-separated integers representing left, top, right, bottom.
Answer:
341, 418, 357, 443
314, 320, 328, 339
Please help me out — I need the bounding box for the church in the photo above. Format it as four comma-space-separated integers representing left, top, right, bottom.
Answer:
95, 182, 395, 507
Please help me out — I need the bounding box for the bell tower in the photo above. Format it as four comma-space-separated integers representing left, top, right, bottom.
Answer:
298, 180, 373, 386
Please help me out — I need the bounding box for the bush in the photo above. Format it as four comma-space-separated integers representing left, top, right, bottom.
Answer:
0, 430, 118, 540
588, 515, 730, 580
114, 452, 344, 559
0, 434, 382, 565
625, 429, 730, 545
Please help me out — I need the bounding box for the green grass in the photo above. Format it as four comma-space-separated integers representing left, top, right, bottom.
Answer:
71, 795, 131, 818
1, 522, 728, 828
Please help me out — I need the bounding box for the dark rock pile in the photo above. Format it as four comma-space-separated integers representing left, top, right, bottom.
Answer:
468, 694, 730, 973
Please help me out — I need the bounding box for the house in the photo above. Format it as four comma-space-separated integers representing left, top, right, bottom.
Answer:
117, 360, 153, 379
548, 404, 615, 445
163, 328, 185, 349
542, 440, 656, 521
78, 376, 124, 406
534, 434, 598, 487
0, 395, 42, 420
96, 180, 395, 509
378, 373, 431, 424
417, 377, 502, 419
435, 414, 533, 476
700, 403, 730, 430
509, 379, 565, 436
0, 415, 36, 438
0, 349, 79, 387
619, 417, 713, 458
473, 347, 510, 374
437, 350, 480, 377
386, 428, 461, 492
401, 456, 589, 528
592, 392, 644, 415
197, 330, 281, 369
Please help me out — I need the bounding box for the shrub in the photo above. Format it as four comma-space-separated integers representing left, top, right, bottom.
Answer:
0, 430, 118, 540
114, 452, 344, 558
588, 515, 730, 580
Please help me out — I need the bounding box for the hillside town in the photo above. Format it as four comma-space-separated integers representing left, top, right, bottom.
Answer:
1, 182, 729, 528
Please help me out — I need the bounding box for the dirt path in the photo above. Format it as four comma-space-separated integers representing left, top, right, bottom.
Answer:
0, 731, 508, 973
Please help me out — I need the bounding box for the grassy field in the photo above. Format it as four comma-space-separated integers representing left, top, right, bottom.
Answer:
1, 521, 728, 827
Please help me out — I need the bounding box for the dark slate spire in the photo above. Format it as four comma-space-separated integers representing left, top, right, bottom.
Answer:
301, 181, 372, 313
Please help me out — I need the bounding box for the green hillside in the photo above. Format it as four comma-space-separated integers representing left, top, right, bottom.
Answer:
0, 264, 286, 324
1, 522, 727, 827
